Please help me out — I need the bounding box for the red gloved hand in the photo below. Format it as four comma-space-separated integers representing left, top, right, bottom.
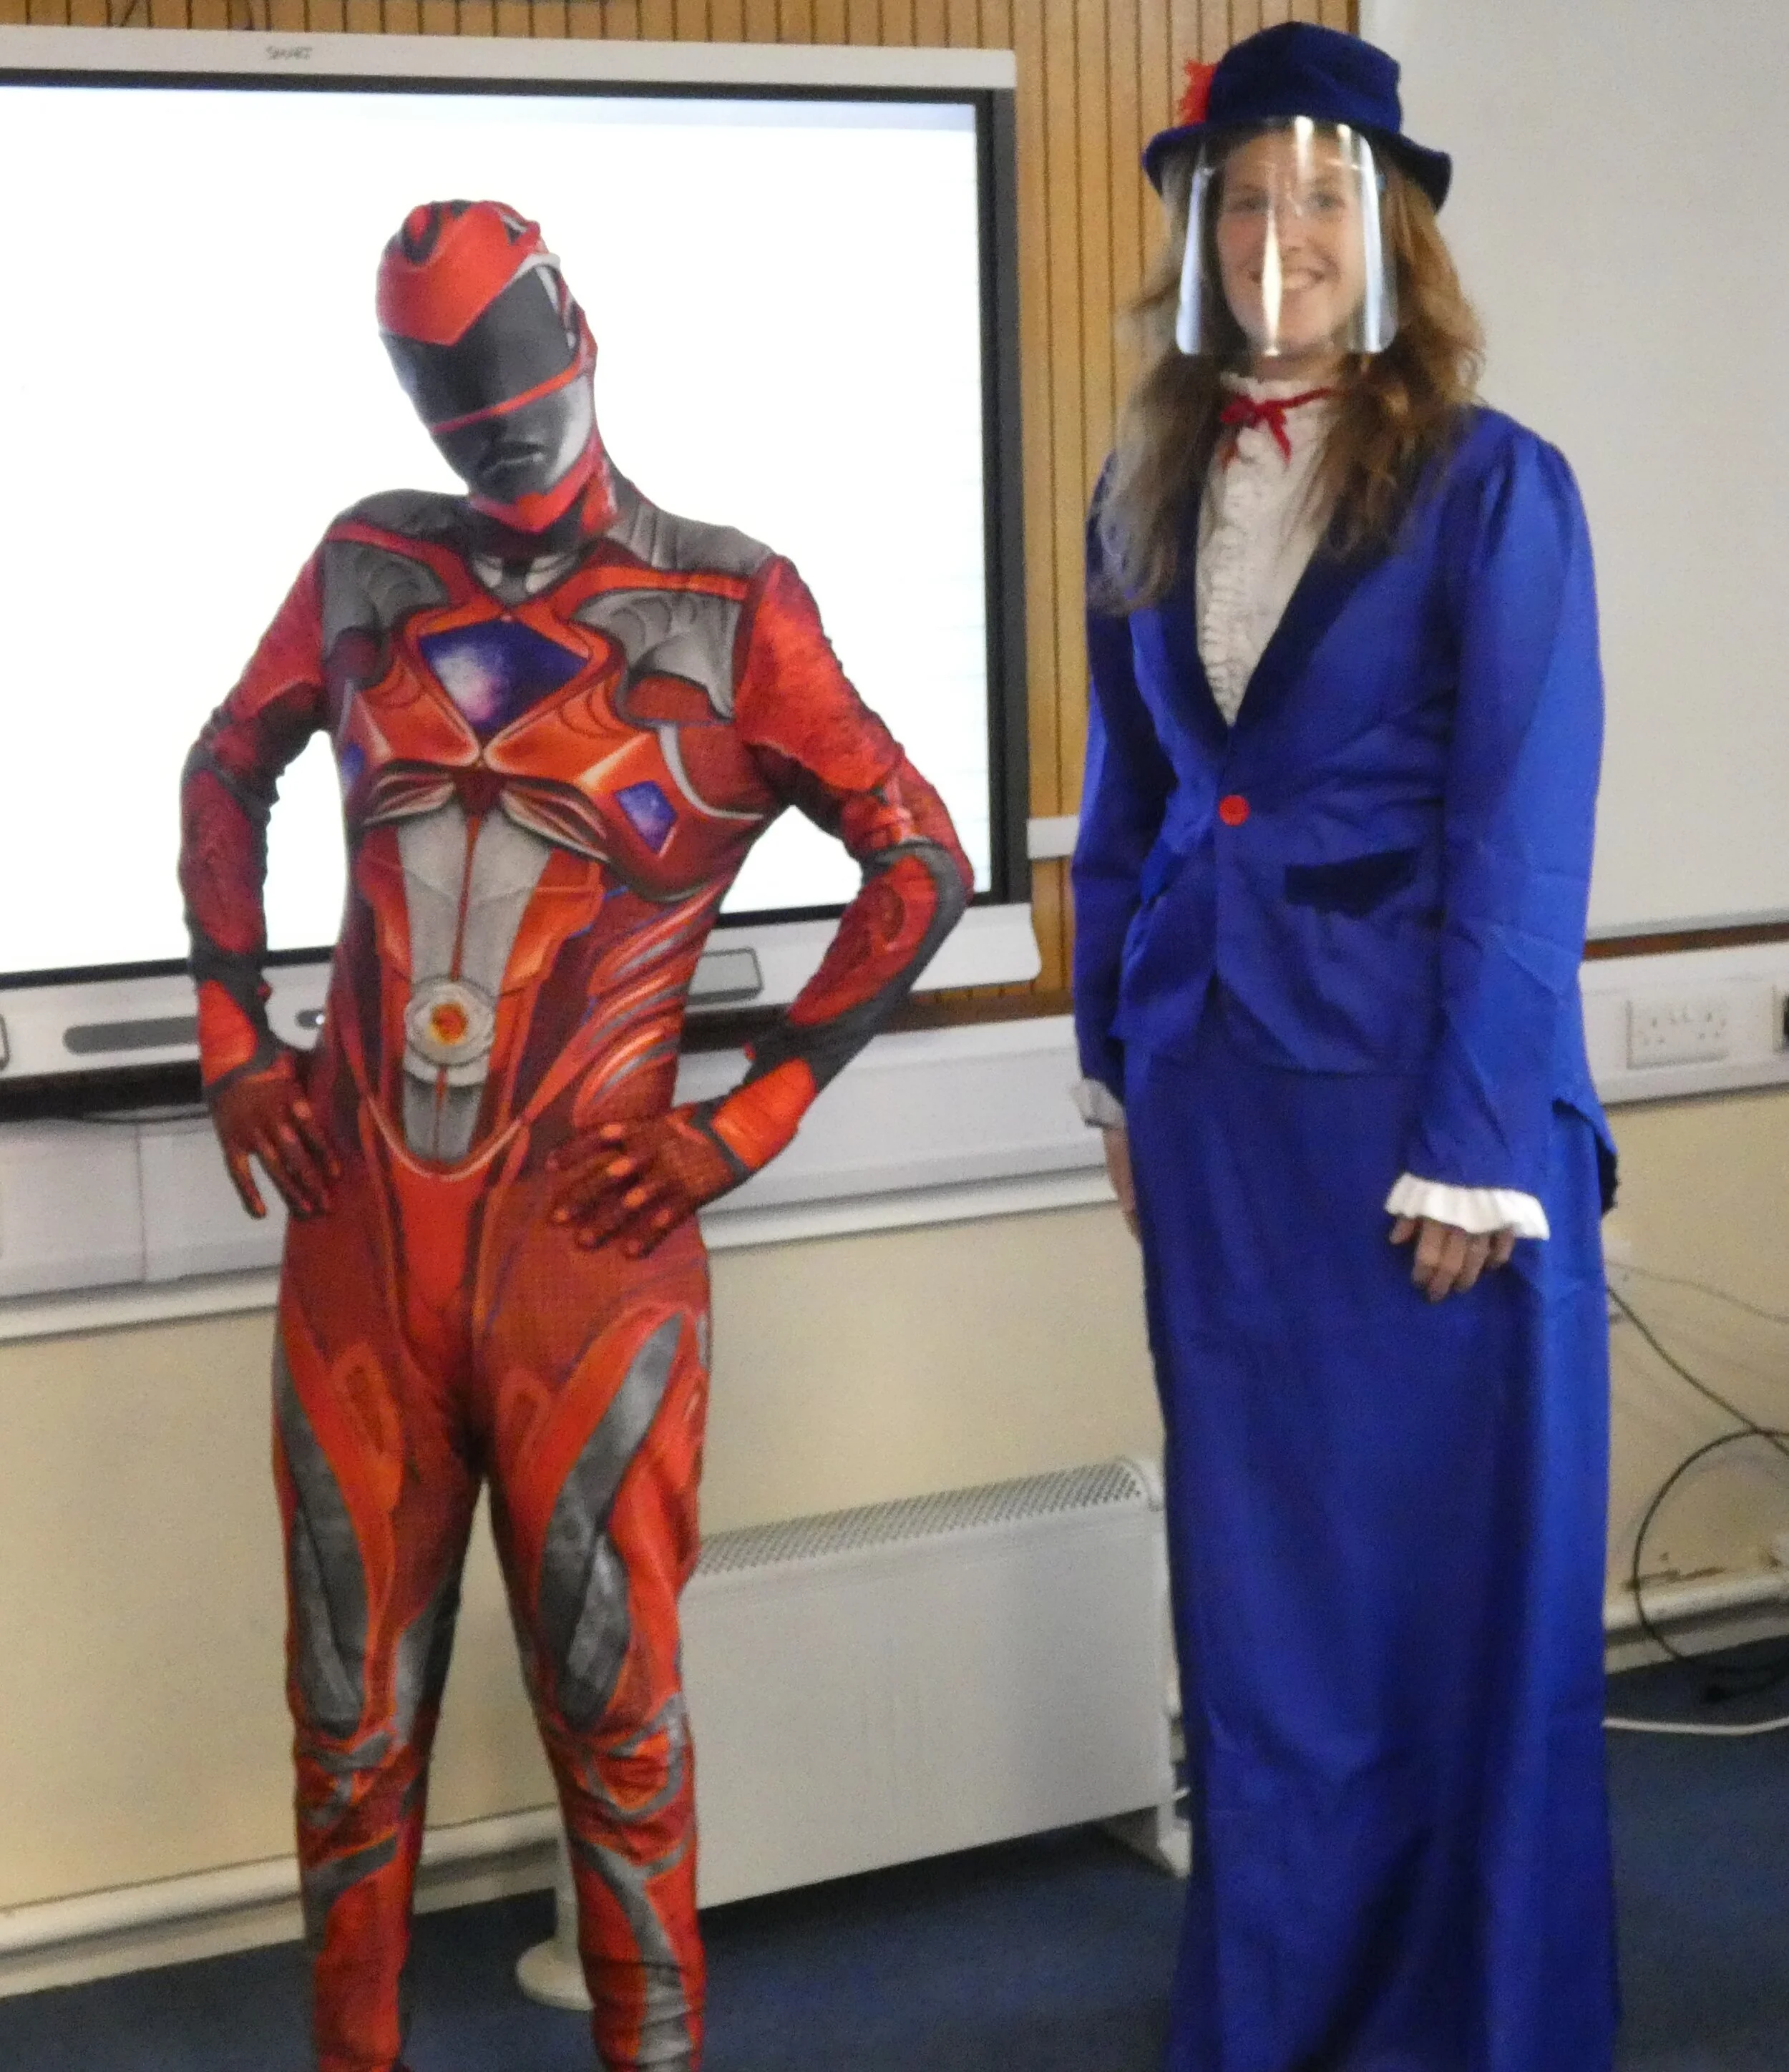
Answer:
208, 1045, 340, 1220
548, 1061, 814, 1259
549, 1105, 746, 1259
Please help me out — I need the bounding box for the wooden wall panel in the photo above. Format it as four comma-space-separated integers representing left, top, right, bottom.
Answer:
0, 0, 1352, 995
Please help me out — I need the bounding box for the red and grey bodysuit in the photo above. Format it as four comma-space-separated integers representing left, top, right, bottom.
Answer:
177, 200, 971, 2072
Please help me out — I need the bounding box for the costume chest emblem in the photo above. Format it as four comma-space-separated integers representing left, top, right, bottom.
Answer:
418, 620, 585, 733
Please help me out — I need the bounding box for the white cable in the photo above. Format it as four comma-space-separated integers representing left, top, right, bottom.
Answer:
1604, 1711, 1789, 1738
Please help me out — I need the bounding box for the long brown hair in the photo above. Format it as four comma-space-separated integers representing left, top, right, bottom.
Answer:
1097, 143, 1484, 607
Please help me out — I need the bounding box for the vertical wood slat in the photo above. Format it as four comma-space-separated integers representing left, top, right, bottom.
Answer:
1189, 0, 1219, 64
14, 0, 1355, 994
1003, 1, 1059, 989
1035, 8, 1083, 989
1063, 0, 1111, 899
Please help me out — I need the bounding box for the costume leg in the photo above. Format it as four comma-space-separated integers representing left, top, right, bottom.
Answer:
276, 1167, 479, 2072
481, 1195, 710, 2071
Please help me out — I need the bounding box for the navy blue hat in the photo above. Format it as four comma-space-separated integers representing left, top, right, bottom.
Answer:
1143, 22, 1451, 211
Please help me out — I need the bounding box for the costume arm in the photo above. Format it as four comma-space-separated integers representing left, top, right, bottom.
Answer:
550, 556, 970, 1257
178, 554, 329, 1090
1399, 433, 1603, 1201
716, 556, 973, 1173
1070, 497, 1174, 1118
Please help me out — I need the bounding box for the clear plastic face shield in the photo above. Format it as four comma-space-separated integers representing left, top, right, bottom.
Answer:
1174, 119, 1397, 360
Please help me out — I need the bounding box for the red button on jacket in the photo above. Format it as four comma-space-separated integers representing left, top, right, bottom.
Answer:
1217, 793, 1250, 826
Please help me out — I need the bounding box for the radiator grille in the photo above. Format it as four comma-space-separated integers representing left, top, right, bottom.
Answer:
695, 1457, 1154, 1579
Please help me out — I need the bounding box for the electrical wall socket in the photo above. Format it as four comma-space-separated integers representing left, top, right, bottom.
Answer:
1626, 993, 1732, 1070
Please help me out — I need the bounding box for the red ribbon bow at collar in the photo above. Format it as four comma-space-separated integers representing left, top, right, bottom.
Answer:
1218, 387, 1337, 462
1178, 60, 1217, 126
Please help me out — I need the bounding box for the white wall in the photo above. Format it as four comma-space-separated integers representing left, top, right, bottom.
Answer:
1365, 0, 1789, 934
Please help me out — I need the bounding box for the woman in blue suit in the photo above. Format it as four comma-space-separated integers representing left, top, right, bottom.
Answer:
1073, 24, 1619, 2071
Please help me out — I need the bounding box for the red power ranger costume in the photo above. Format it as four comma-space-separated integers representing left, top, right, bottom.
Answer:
177, 200, 971, 2072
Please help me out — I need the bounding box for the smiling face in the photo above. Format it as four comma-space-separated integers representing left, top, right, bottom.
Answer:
1213, 124, 1373, 371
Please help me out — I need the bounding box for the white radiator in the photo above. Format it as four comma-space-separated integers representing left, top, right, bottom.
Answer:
518, 1456, 1181, 2007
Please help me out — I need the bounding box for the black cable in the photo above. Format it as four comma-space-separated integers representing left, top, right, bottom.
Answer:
1620, 1260, 1789, 1332
1609, 1281, 1789, 1704
1609, 1283, 1789, 1460
1622, 1427, 1789, 1692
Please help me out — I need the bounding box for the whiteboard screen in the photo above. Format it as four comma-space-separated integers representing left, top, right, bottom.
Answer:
0, 79, 993, 980
1366, 0, 1789, 936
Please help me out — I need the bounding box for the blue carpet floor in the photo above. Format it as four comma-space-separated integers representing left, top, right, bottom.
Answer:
5, 1653, 1788, 2071
1605, 1643, 1789, 2072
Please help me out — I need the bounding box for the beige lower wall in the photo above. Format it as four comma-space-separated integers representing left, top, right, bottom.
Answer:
1603, 1089, 1789, 1587
0, 1203, 1157, 1913
2, 1088, 1784, 1914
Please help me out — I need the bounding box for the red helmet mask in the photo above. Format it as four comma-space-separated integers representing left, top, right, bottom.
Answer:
377, 200, 613, 536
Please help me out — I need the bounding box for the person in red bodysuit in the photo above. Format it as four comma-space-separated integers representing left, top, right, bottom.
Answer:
177, 198, 972, 2072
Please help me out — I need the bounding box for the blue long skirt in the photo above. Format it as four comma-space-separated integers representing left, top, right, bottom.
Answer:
1124, 998, 1618, 2072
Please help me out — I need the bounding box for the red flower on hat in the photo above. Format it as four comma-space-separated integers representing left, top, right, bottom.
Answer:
1177, 59, 1217, 126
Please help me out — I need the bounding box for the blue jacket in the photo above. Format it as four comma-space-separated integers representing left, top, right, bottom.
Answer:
1072, 406, 1613, 1202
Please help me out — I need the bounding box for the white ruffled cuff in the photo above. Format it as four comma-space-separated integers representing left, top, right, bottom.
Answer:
1383, 1174, 1550, 1241
1072, 1078, 1127, 1130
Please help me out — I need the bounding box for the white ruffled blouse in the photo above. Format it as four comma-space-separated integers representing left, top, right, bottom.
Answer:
1078, 372, 1549, 1241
